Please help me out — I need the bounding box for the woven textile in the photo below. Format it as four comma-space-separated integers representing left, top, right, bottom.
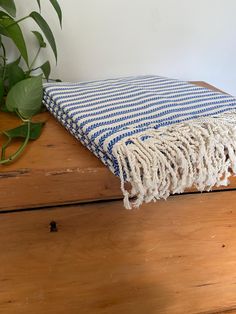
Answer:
43, 75, 236, 208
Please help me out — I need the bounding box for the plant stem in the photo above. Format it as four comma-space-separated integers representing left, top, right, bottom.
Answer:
0, 120, 31, 164
29, 47, 41, 72
1, 42, 7, 81
5, 15, 30, 28
42, 77, 61, 82
1, 134, 11, 160
30, 66, 41, 72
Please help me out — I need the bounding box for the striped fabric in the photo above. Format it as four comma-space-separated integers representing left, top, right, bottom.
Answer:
43, 75, 236, 208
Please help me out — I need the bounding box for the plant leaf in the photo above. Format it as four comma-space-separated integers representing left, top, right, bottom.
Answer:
40, 60, 50, 80
30, 11, 57, 61
6, 57, 25, 90
36, 0, 41, 11
49, 0, 62, 27
1, 121, 44, 160
4, 122, 45, 140
6, 75, 43, 119
32, 30, 46, 48
0, 11, 28, 65
0, 24, 6, 36
0, 0, 16, 17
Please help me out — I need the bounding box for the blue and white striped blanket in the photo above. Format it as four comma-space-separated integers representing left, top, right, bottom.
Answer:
43, 75, 236, 208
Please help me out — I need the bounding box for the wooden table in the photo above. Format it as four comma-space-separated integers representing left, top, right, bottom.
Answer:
1, 192, 236, 314
1, 81, 236, 314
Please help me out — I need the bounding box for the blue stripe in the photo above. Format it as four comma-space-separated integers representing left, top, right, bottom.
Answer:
43, 75, 236, 178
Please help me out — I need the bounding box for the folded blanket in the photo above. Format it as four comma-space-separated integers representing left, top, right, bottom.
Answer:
43, 75, 236, 208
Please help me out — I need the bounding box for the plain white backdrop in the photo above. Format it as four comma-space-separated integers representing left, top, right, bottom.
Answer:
15, 0, 236, 95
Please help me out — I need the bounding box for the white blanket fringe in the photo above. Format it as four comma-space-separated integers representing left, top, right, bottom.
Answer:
113, 113, 236, 209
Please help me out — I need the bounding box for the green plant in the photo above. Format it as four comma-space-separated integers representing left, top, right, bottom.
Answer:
0, 0, 62, 164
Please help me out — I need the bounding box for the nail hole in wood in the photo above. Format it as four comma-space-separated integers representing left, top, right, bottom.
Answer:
50, 221, 58, 232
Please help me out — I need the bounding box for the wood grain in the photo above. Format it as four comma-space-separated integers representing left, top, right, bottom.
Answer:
1, 191, 236, 313
0, 81, 234, 211
0, 112, 122, 211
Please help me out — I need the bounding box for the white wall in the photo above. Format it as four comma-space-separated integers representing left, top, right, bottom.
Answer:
24, 0, 236, 95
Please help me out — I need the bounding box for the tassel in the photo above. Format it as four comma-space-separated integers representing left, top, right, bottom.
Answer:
113, 112, 236, 209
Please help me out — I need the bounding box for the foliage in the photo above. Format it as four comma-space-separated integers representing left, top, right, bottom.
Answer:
0, 0, 62, 164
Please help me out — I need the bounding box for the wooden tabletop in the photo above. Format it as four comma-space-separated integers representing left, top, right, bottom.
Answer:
0, 81, 235, 211
2, 192, 236, 313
